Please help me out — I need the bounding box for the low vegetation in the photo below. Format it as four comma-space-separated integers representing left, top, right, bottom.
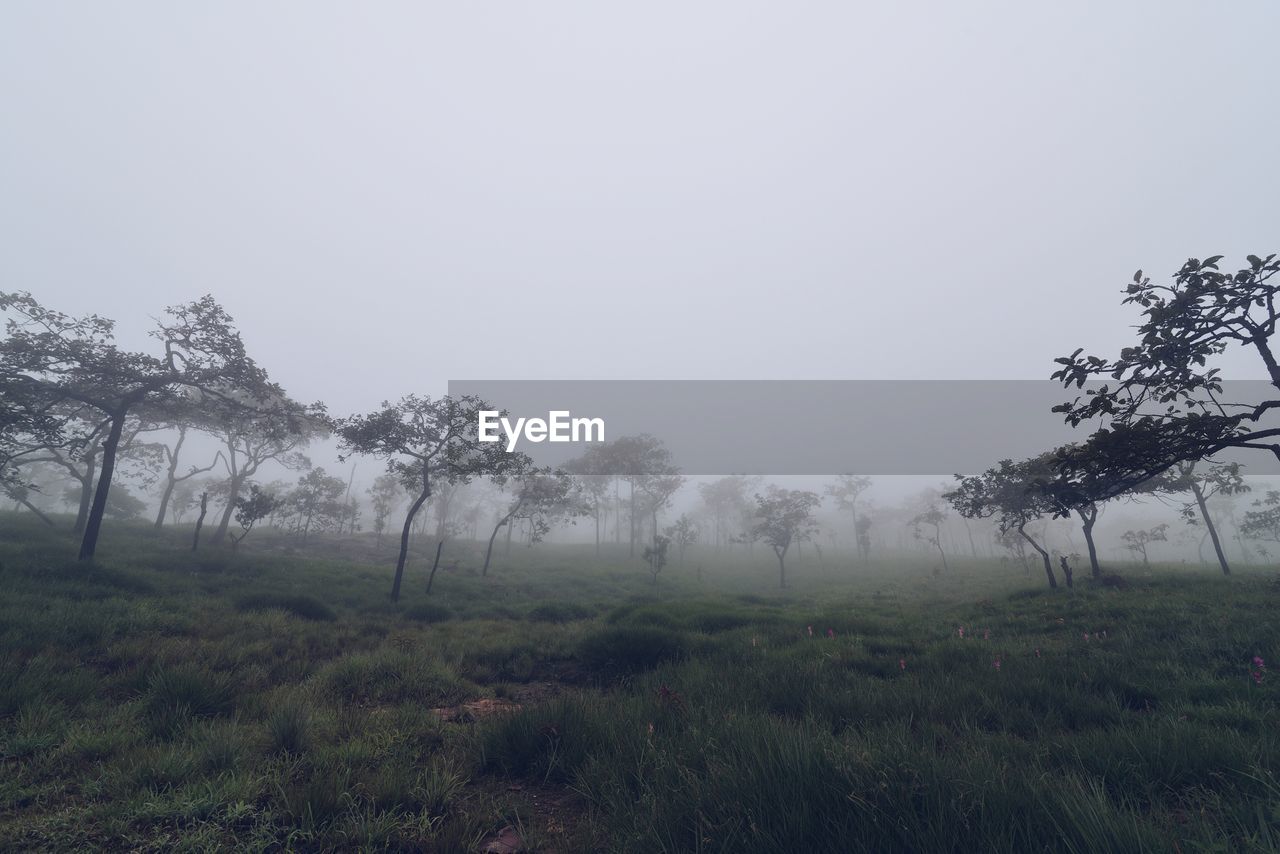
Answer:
3, 514, 1280, 851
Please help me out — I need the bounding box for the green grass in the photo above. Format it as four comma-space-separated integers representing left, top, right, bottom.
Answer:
2, 511, 1280, 850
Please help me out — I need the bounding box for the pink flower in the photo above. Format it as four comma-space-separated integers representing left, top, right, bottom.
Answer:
827, 628, 835, 639
958, 626, 965, 639
1083, 632, 1089, 642
1035, 648, 1041, 658
1252, 670, 1264, 685
993, 657, 1002, 671
984, 629, 990, 641
1253, 656, 1266, 670
899, 658, 906, 671
647, 722, 655, 736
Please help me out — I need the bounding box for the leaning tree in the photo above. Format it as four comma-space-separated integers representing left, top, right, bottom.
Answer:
1051, 254, 1280, 495
481, 466, 581, 576
0, 292, 288, 560
947, 456, 1067, 589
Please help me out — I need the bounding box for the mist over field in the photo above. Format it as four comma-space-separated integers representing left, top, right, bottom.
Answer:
4, 3, 1280, 851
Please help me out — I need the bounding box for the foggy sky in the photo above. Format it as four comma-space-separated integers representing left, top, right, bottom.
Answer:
3, 1, 1279, 423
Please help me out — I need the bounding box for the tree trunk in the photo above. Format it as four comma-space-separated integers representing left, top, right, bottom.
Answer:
392, 472, 431, 603
73, 449, 96, 533
426, 539, 445, 594
1077, 506, 1101, 579
211, 472, 245, 545
776, 546, 787, 588
78, 413, 126, 561
16, 496, 55, 527
1191, 482, 1231, 575
192, 492, 208, 552
482, 512, 513, 577
154, 427, 186, 528
1019, 524, 1057, 589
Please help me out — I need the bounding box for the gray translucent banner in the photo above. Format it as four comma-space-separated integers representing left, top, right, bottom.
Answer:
447, 380, 1280, 476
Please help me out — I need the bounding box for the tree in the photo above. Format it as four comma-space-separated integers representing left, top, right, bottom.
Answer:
947, 456, 1065, 589
1121, 524, 1168, 567
698, 476, 759, 549
228, 485, 279, 551
1052, 254, 1280, 494
287, 467, 348, 543
1163, 461, 1248, 575
208, 400, 322, 545
664, 514, 699, 563
749, 485, 820, 589
481, 467, 579, 576
367, 474, 403, 547
604, 435, 678, 557
854, 515, 873, 562
1241, 490, 1280, 548
908, 503, 949, 573
563, 445, 613, 556
0, 292, 283, 560
337, 395, 519, 602
149, 423, 225, 528
643, 534, 670, 586
825, 475, 872, 559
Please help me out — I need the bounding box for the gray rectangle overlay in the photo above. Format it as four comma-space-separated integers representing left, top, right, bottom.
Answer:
447, 380, 1280, 476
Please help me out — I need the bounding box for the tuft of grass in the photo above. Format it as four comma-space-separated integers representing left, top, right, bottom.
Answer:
576, 625, 689, 675
266, 700, 312, 755
527, 601, 595, 623
235, 593, 337, 621
141, 665, 237, 738
402, 602, 454, 623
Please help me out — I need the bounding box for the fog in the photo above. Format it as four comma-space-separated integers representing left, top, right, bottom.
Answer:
4, 1, 1279, 413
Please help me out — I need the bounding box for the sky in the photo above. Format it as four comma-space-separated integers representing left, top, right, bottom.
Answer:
3, 0, 1279, 424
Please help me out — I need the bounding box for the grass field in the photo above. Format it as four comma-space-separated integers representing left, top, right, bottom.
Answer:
2, 512, 1280, 852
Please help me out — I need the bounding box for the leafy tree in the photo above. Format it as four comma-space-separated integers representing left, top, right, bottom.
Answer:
1241, 490, 1280, 546
0, 292, 283, 560
1052, 254, 1280, 493
947, 457, 1066, 588
337, 395, 520, 602
482, 468, 580, 576
207, 399, 322, 545
664, 513, 699, 563
749, 485, 821, 589
287, 467, 348, 543
367, 474, 403, 547
228, 485, 280, 551
908, 502, 949, 573
643, 534, 670, 586
604, 435, 678, 557
1166, 461, 1247, 575
697, 476, 759, 549
1121, 524, 1169, 567
825, 475, 872, 559
563, 445, 614, 556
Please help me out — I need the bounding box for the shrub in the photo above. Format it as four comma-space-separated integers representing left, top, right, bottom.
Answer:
402, 602, 453, 623
527, 602, 594, 623
235, 593, 336, 621
314, 650, 472, 706
577, 626, 688, 674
